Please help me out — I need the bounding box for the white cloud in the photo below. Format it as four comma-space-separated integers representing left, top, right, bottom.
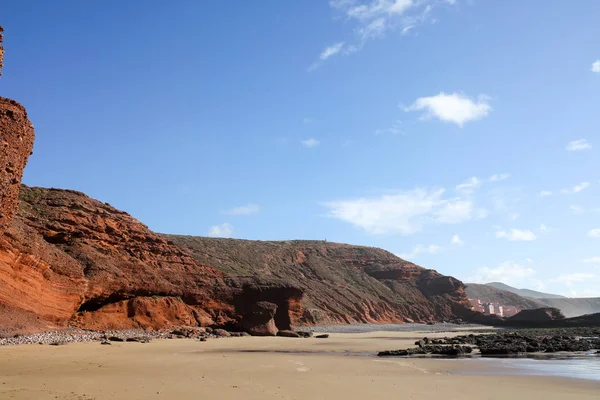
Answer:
315, 0, 454, 67
592, 60, 600, 73
589, 228, 600, 238
403, 92, 491, 127
223, 204, 260, 216
319, 42, 345, 60
574, 182, 590, 193
582, 257, 600, 263
207, 223, 234, 238
375, 120, 404, 136
398, 243, 442, 260
526, 258, 534, 263
323, 187, 478, 235
468, 261, 536, 286
553, 273, 595, 286
301, 138, 320, 148
539, 190, 553, 197
539, 224, 548, 233
455, 177, 480, 194
451, 235, 464, 246
566, 139, 591, 151
569, 204, 584, 214
561, 182, 590, 194
308, 42, 346, 71
488, 173, 510, 182
496, 228, 537, 242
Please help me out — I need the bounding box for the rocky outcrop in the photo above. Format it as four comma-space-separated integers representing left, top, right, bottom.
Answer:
0, 27, 4, 76
241, 301, 278, 336
0, 97, 35, 235
507, 307, 565, 323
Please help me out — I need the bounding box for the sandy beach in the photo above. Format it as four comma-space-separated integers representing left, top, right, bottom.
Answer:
1, 330, 598, 400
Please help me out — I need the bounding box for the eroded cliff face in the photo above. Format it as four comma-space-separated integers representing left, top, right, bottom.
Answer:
0, 186, 307, 333
1, 185, 474, 333
0, 97, 35, 234
168, 236, 473, 325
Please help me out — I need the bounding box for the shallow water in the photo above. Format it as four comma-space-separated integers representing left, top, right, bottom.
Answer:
458, 354, 600, 381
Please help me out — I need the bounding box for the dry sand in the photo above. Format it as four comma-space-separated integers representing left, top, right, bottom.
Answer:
0, 330, 598, 399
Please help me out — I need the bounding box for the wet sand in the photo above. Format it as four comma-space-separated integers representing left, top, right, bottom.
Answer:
0, 331, 598, 399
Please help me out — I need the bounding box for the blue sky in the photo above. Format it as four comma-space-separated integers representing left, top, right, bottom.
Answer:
2, 0, 600, 297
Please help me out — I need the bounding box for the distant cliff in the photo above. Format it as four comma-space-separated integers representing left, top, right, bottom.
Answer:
466, 282, 600, 318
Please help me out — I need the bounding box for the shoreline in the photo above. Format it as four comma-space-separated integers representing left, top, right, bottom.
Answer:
1, 331, 599, 399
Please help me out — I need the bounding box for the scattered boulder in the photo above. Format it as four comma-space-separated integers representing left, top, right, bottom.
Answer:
378, 345, 472, 357
229, 332, 251, 337
296, 331, 313, 338
277, 330, 301, 338
100, 340, 111, 345
213, 329, 231, 337
107, 336, 124, 342
315, 334, 329, 339
242, 302, 278, 336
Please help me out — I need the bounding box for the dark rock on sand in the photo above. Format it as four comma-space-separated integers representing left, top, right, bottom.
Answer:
242, 302, 279, 336
213, 329, 231, 337
378, 345, 472, 357
315, 334, 329, 339
296, 331, 313, 338
277, 330, 301, 338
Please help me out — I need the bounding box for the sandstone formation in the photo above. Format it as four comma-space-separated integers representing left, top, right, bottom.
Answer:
168, 236, 472, 325
0, 26, 4, 76
0, 97, 35, 235
241, 301, 279, 336
0, 186, 480, 334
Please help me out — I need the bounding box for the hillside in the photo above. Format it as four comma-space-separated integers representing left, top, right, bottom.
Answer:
0, 184, 475, 334
486, 282, 566, 299
535, 297, 600, 318
464, 283, 544, 310
168, 235, 471, 325
467, 282, 600, 318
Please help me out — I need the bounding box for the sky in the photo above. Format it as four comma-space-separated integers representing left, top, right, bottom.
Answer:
2, 0, 600, 297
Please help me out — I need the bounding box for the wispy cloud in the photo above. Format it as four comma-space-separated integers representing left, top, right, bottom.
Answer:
207, 223, 234, 238
582, 257, 600, 263
589, 228, 600, 238
552, 273, 595, 286
468, 261, 536, 286
308, 42, 346, 71
323, 186, 481, 235
311, 0, 457, 69
403, 92, 491, 127
496, 228, 537, 242
451, 234, 465, 245
539, 190, 553, 197
223, 204, 260, 216
566, 139, 591, 151
569, 204, 584, 214
488, 173, 510, 182
561, 182, 590, 194
375, 120, 404, 136
592, 60, 600, 73
301, 138, 320, 148
398, 243, 443, 260
456, 177, 480, 194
